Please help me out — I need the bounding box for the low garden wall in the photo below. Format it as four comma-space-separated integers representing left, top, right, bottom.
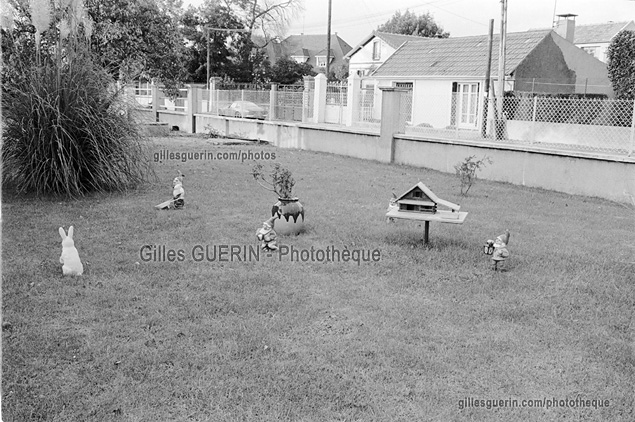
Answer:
507, 120, 632, 151
394, 135, 635, 204
144, 112, 634, 204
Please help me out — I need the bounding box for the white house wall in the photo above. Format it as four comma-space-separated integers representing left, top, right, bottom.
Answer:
371, 78, 491, 128
412, 79, 455, 128
348, 38, 398, 77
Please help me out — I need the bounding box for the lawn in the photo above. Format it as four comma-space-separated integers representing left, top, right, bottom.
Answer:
2, 134, 634, 421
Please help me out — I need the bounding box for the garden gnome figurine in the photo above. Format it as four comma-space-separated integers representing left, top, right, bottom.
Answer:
256, 217, 278, 251
172, 175, 185, 209
491, 230, 510, 271
386, 193, 398, 223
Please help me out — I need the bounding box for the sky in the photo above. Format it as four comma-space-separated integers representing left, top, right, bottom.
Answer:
183, 0, 635, 45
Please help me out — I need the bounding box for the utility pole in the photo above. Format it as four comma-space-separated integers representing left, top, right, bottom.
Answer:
482, 18, 494, 138
325, 0, 332, 79
496, 0, 507, 123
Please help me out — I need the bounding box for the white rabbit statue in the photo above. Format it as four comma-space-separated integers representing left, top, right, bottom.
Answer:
59, 226, 84, 276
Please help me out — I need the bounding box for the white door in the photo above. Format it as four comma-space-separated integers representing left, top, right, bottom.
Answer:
457, 83, 479, 128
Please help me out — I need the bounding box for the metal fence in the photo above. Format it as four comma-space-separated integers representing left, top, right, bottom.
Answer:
275, 84, 305, 122
198, 89, 269, 116
157, 88, 188, 112
132, 81, 634, 156
401, 93, 634, 155
325, 81, 347, 124
355, 85, 381, 130
303, 79, 315, 122
494, 96, 634, 154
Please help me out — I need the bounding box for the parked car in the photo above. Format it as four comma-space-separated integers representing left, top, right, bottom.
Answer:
219, 101, 267, 120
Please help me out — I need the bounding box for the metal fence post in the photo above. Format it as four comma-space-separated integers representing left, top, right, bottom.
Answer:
269, 84, 277, 120
629, 98, 635, 157
531, 96, 538, 145
151, 83, 159, 122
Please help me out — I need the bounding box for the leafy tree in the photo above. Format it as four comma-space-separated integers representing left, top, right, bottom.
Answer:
86, 0, 188, 94
269, 57, 315, 84
377, 9, 449, 38
181, 0, 300, 84
2, 0, 188, 94
607, 30, 635, 99
181, 1, 274, 84
330, 63, 349, 81
230, 0, 303, 47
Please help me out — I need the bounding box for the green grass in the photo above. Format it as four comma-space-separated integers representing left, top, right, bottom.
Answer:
2, 135, 634, 421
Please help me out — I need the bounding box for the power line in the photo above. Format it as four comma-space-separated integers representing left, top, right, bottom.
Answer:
293, 0, 487, 32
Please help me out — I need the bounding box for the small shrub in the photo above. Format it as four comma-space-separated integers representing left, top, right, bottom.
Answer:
251, 163, 295, 199
454, 155, 492, 196
204, 124, 223, 139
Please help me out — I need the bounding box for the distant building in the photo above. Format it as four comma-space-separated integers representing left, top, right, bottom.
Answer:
370, 29, 612, 129
554, 15, 635, 63
344, 31, 425, 80
264, 34, 353, 75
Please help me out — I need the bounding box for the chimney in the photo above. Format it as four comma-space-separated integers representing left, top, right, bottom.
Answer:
555, 13, 577, 43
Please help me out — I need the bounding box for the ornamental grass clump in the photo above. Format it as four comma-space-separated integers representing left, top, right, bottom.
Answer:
1, 0, 152, 197
2, 53, 152, 197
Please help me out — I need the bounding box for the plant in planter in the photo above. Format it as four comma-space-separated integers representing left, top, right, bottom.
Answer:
251, 163, 305, 235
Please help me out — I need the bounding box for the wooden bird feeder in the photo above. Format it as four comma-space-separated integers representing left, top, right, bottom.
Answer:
385, 182, 468, 244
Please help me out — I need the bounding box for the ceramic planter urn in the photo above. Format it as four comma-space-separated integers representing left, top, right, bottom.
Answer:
272, 197, 305, 235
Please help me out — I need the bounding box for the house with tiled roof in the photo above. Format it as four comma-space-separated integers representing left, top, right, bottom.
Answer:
369, 29, 611, 130
567, 20, 635, 63
264, 34, 352, 75
344, 31, 426, 80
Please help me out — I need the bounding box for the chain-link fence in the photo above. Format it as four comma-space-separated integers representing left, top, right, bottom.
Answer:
401, 92, 634, 155
513, 78, 613, 97
487, 96, 634, 154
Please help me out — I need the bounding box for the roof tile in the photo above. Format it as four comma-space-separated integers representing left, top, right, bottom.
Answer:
372, 30, 552, 78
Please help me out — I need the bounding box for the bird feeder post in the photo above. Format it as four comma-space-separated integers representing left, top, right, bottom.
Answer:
423, 221, 430, 244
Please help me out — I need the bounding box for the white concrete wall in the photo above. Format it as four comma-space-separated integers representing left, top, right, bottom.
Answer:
348, 37, 398, 76
412, 80, 455, 128
186, 114, 634, 203
394, 134, 635, 204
